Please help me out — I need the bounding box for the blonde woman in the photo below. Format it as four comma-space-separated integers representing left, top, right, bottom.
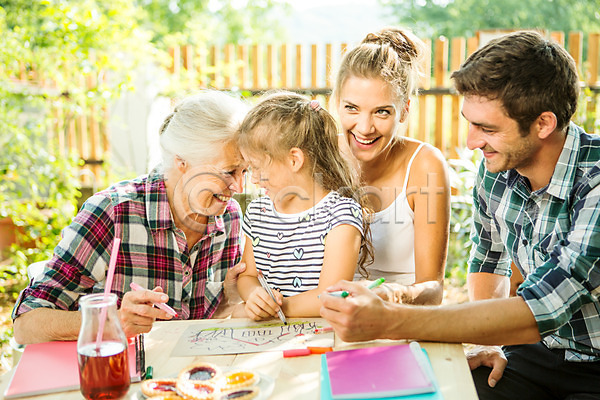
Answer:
332, 27, 450, 305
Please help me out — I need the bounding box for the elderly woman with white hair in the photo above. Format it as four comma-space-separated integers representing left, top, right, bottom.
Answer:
12, 90, 249, 344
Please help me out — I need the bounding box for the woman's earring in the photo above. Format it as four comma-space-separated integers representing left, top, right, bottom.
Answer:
176, 156, 186, 170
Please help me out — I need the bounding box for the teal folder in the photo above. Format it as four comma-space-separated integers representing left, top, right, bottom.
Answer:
319, 350, 444, 400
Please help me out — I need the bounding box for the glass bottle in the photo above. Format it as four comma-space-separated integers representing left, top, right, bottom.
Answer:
77, 293, 130, 400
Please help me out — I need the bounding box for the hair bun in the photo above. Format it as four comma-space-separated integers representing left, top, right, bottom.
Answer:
362, 28, 420, 62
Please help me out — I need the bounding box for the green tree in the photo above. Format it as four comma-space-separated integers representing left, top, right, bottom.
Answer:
382, 0, 600, 38
136, 0, 290, 46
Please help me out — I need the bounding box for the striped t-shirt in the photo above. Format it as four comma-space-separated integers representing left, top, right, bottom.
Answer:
242, 191, 363, 296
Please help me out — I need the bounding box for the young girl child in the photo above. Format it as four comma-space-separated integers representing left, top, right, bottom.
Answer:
235, 91, 372, 320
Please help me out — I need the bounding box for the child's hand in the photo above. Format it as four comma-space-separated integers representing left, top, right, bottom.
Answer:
244, 286, 283, 321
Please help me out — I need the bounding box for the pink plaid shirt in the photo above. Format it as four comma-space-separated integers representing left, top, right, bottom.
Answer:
13, 168, 242, 320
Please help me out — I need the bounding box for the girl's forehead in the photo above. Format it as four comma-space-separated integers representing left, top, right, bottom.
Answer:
240, 149, 266, 165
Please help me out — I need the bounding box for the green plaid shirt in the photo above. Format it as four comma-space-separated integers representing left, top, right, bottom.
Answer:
469, 122, 600, 361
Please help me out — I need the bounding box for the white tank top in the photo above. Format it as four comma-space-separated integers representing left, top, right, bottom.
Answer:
354, 143, 425, 284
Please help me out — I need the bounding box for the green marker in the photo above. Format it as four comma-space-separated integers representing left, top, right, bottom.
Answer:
326, 290, 350, 298
324, 278, 385, 298
367, 277, 386, 290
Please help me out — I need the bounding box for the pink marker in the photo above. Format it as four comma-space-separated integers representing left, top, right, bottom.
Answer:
283, 348, 311, 358
129, 282, 178, 317
314, 326, 334, 334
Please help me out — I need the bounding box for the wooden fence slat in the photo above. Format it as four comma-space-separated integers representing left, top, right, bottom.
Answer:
252, 44, 261, 89
182, 45, 193, 71
266, 44, 275, 88
551, 31, 565, 46
450, 37, 466, 157
238, 44, 248, 89
434, 37, 448, 152
587, 33, 599, 134
568, 32, 583, 78
85, 65, 100, 182
466, 36, 478, 57
311, 44, 318, 90
101, 105, 110, 157
281, 44, 289, 88
325, 43, 333, 88
224, 44, 234, 88
417, 39, 432, 143
209, 45, 218, 87
588, 33, 599, 85
169, 46, 180, 75
295, 44, 303, 88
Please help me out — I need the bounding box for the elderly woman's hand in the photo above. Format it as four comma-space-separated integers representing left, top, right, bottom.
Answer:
119, 287, 174, 337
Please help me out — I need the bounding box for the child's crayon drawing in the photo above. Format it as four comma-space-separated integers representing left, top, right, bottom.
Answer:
171, 318, 334, 356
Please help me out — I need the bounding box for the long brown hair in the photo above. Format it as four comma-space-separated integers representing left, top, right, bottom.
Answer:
238, 90, 373, 275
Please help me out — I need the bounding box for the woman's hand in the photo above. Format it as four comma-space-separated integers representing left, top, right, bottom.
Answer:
370, 281, 399, 302
119, 287, 174, 337
244, 286, 283, 321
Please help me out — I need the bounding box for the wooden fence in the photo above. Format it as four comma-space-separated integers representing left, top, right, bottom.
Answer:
9, 30, 600, 189
169, 30, 600, 158
9, 70, 110, 190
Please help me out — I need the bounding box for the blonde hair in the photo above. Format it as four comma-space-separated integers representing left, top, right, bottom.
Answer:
238, 90, 373, 274
159, 90, 247, 170
332, 27, 425, 138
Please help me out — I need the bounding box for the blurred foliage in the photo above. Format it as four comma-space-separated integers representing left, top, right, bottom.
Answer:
0, 0, 155, 288
137, 0, 290, 46
575, 87, 600, 134
0, 90, 81, 288
446, 148, 480, 285
382, 0, 600, 39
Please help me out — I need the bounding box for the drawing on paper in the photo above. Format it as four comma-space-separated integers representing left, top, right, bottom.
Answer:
171, 319, 334, 356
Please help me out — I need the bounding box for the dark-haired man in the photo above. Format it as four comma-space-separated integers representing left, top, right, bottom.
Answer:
320, 30, 600, 399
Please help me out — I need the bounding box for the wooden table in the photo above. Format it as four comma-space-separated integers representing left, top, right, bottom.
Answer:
0, 318, 478, 399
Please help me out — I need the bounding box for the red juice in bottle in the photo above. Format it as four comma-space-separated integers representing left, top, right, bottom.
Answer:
78, 341, 130, 400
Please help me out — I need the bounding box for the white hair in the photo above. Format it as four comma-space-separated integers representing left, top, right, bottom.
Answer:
159, 90, 247, 171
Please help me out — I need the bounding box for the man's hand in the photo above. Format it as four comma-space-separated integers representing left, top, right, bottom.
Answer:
119, 287, 174, 337
319, 280, 392, 342
466, 345, 508, 388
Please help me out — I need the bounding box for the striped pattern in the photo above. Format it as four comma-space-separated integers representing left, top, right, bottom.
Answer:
469, 122, 600, 361
12, 167, 242, 320
243, 192, 363, 297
